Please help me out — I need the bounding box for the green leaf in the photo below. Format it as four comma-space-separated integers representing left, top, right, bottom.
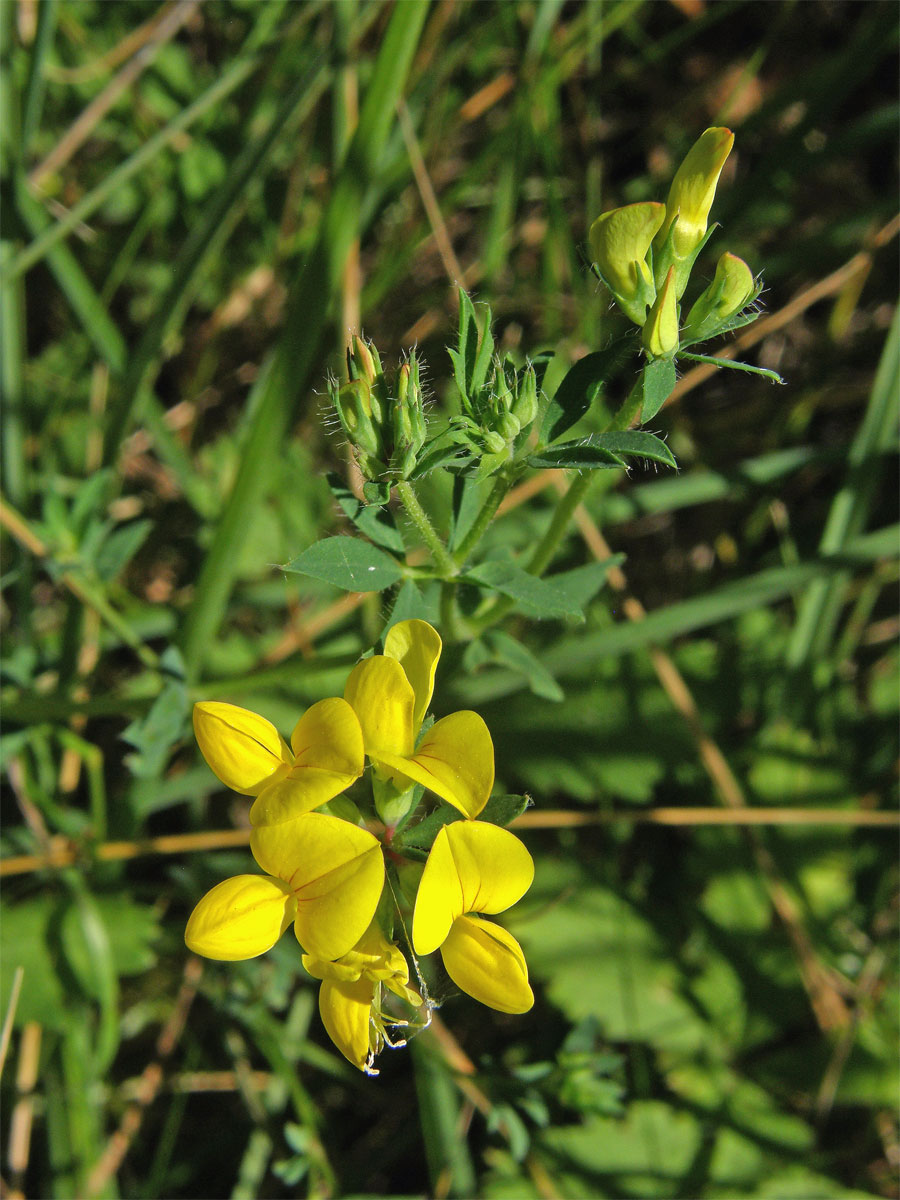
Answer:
283, 536, 404, 592
383, 578, 438, 634
587, 430, 677, 469
527, 441, 625, 470
540, 339, 632, 444
641, 356, 677, 421
121, 648, 188, 778
479, 630, 564, 701
679, 351, 785, 385
94, 518, 153, 580
465, 557, 622, 620
326, 472, 405, 554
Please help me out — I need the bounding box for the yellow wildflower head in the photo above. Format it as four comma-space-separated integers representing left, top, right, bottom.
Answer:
412, 821, 534, 1014
303, 922, 421, 1072
193, 697, 364, 826
344, 620, 494, 820
185, 812, 384, 963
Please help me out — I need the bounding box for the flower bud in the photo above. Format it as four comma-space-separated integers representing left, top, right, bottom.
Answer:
655, 127, 734, 263
683, 252, 756, 340
511, 365, 538, 428
349, 335, 381, 386
642, 266, 679, 359
589, 202, 666, 325
335, 378, 381, 458
483, 430, 507, 455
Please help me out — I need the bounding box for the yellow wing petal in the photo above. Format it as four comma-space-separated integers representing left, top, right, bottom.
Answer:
250, 700, 365, 823
376, 710, 494, 819
412, 821, 533, 955
384, 619, 442, 731
184, 874, 295, 960
440, 915, 533, 1014
318, 978, 374, 1071
344, 656, 415, 758
250, 813, 384, 961
193, 701, 291, 795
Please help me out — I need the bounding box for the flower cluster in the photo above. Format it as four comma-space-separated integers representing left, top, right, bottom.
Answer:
589, 127, 760, 360
186, 620, 534, 1072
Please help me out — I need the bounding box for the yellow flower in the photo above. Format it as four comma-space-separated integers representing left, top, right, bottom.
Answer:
641, 265, 679, 359
588, 201, 666, 325
192, 697, 364, 826
185, 812, 384, 962
412, 821, 534, 1013
344, 619, 494, 820
303, 922, 422, 1072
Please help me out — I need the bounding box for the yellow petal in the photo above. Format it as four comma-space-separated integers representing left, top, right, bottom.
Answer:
589, 202, 666, 300
318, 977, 374, 1071
660, 127, 734, 257
384, 620, 442, 731
412, 821, 534, 955
376, 711, 494, 819
344, 656, 415, 758
441, 915, 533, 1013
184, 874, 296, 961
249, 698, 364, 824
250, 813, 384, 960
290, 697, 365, 774
193, 701, 291, 795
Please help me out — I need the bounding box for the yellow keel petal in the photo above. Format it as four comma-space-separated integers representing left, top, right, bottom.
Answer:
185, 874, 295, 960
193, 702, 291, 795
441, 915, 533, 1014
318, 978, 374, 1071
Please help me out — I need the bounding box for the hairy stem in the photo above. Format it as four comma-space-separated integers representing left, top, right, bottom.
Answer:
395, 478, 456, 576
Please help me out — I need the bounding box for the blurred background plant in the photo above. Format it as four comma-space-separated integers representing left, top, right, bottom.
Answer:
1, 1, 898, 1197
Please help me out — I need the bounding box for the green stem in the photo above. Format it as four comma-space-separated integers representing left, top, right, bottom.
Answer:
452, 470, 516, 566
469, 378, 644, 633
395, 479, 457, 576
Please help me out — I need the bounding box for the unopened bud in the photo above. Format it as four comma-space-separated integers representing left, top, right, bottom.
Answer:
349, 335, 381, 386
683, 252, 756, 340
335, 378, 381, 457
642, 266, 679, 359
511, 366, 538, 428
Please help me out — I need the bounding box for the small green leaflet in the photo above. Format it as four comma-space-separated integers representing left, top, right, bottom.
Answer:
326, 473, 405, 553
528, 431, 676, 471
396, 793, 532, 856
679, 351, 785, 385
464, 557, 622, 620
642, 357, 677, 422
541, 339, 633, 445
283, 537, 403, 592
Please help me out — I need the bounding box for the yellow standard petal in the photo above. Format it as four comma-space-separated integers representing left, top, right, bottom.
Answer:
344, 656, 416, 758
412, 821, 534, 955
376, 710, 494, 819
658, 126, 734, 259
441, 914, 534, 1014
250, 813, 384, 961
384, 619, 442, 731
193, 701, 291, 795
249, 698, 365, 825
318, 977, 375, 1071
184, 874, 296, 961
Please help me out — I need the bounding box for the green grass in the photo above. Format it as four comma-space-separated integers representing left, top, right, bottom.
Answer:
1, 2, 897, 1198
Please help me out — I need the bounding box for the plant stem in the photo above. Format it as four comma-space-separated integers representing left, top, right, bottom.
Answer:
468, 377, 645, 634
395, 479, 457, 576
451, 470, 516, 566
